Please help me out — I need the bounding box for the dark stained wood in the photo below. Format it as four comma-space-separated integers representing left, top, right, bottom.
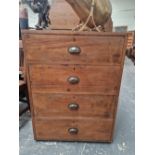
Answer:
22, 30, 127, 142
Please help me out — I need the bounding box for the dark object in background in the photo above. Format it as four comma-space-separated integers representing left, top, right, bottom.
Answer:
27, 0, 51, 29
20, 18, 29, 29
126, 44, 135, 65
19, 80, 30, 116
19, 24, 22, 40
114, 26, 128, 32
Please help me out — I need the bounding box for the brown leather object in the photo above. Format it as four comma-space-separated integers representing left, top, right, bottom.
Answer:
65, 0, 112, 28
49, 0, 113, 31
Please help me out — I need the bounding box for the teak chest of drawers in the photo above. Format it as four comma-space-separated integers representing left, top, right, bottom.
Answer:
22, 30, 127, 142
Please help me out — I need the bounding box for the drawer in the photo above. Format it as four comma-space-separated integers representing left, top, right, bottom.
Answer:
34, 118, 113, 142
29, 65, 121, 95
24, 34, 125, 65
32, 93, 116, 118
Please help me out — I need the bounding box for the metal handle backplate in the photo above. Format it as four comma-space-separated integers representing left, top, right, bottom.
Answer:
68, 76, 80, 84
68, 103, 79, 110
68, 128, 78, 135
68, 46, 81, 54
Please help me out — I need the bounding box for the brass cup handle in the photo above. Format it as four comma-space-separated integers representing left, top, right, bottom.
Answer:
68, 46, 81, 54
68, 103, 79, 110
68, 128, 78, 135
67, 76, 80, 84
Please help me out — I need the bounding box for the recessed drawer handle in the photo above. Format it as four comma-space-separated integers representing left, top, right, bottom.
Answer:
68, 103, 79, 110
68, 46, 81, 54
68, 128, 78, 135
68, 76, 80, 84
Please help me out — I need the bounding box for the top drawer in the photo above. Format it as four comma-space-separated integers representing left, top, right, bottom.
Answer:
23, 33, 126, 65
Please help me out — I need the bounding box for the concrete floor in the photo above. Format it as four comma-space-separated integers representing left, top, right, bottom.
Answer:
19, 57, 135, 155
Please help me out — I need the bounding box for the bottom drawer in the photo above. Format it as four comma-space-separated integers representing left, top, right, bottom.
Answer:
34, 118, 114, 142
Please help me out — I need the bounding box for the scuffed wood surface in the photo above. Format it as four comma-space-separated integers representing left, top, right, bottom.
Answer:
19, 57, 135, 154
22, 30, 127, 142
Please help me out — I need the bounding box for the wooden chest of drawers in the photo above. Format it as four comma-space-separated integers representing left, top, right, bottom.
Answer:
22, 30, 127, 142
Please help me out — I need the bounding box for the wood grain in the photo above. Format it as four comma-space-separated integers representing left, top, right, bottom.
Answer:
34, 117, 113, 142
22, 30, 127, 142
24, 34, 125, 65
29, 65, 121, 95
32, 93, 116, 118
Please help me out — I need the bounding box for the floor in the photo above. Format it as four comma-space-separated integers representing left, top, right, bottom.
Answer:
19, 57, 135, 155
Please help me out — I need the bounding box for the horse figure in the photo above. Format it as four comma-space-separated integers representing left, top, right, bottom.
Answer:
65, 0, 112, 31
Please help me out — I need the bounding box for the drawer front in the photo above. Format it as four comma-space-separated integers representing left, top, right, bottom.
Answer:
32, 93, 116, 118
34, 118, 113, 142
29, 65, 121, 95
24, 34, 125, 65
